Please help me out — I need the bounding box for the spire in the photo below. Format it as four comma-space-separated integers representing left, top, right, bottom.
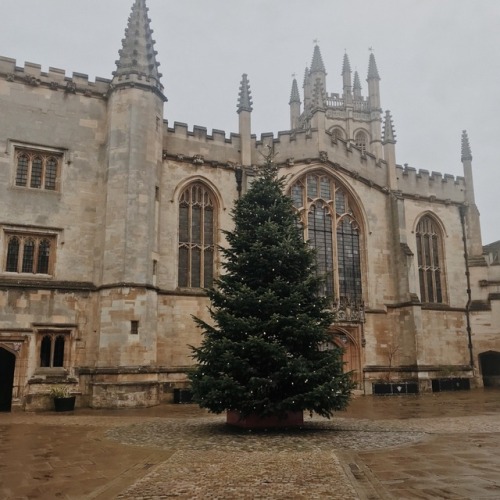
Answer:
289, 78, 301, 105
382, 110, 396, 144
367, 52, 380, 80
310, 45, 326, 74
342, 53, 351, 75
113, 0, 163, 94
461, 130, 473, 162
237, 73, 253, 113
302, 66, 309, 88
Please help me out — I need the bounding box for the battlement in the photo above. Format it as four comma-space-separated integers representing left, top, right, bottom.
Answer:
396, 164, 465, 202
0, 56, 111, 98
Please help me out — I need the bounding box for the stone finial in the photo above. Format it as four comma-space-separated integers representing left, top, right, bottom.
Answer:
289, 78, 301, 105
461, 130, 473, 162
237, 73, 253, 113
113, 0, 163, 90
382, 110, 396, 144
342, 53, 351, 75
310, 44, 326, 74
367, 52, 380, 80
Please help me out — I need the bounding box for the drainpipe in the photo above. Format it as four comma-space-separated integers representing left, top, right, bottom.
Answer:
459, 205, 474, 369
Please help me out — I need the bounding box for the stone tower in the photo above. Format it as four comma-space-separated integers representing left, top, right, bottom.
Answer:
296, 45, 383, 158
97, 0, 166, 370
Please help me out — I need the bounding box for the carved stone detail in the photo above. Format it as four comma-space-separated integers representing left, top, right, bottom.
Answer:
193, 154, 204, 165
65, 81, 77, 94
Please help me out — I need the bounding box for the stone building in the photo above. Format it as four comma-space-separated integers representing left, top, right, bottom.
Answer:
0, 0, 499, 411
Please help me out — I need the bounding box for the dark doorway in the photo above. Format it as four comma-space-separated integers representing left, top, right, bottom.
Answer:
479, 351, 500, 387
0, 347, 16, 412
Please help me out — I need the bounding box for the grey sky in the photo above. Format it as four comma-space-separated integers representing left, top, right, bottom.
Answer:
2, 0, 499, 243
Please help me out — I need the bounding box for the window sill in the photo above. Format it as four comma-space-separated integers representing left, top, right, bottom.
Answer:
1, 272, 53, 280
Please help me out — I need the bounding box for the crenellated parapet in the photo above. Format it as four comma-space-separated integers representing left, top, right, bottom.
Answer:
164, 122, 242, 164
396, 164, 465, 203
0, 56, 111, 98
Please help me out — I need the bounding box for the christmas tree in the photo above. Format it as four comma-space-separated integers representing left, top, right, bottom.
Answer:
190, 154, 354, 420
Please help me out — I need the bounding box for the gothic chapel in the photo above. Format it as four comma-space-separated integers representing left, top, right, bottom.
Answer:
0, 0, 499, 410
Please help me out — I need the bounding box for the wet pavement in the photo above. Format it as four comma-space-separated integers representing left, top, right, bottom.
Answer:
0, 389, 499, 499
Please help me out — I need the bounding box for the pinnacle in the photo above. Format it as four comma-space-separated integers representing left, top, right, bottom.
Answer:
353, 71, 362, 90
312, 78, 326, 109
382, 110, 396, 144
289, 78, 301, 105
310, 45, 326, 74
461, 130, 473, 162
113, 0, 163, 90
342, 53, 351, 75
303, 66, 309, 88
237, 74, 253, 113
367, 53, 380, 80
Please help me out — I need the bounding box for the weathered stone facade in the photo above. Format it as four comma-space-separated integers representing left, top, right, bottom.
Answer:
0, 0, 498, 410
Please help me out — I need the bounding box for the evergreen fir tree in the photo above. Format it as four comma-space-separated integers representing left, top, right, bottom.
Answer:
190, 154, 354, 418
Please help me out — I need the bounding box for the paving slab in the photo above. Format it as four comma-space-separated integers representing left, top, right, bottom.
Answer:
0, 388, 498, 499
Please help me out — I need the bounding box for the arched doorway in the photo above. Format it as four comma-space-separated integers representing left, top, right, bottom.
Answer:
327, 328, 362, 386
0, 347, 16, 412
479, 351, 500, 387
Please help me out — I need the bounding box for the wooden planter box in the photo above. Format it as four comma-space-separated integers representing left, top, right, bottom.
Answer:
226, 410, 303, 429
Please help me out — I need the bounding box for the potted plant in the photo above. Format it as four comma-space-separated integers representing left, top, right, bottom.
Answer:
50, 385, 76, 412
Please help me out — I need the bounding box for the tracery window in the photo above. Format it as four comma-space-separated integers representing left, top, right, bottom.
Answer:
416, 216, 445, 303
39, 333, 67, 368
291, 172, 362, 303
4, 233, 55, 275
14, 149, 61, 191
354, 131, 368, 154
178, 183, 216, 288
331, 128, 345, 141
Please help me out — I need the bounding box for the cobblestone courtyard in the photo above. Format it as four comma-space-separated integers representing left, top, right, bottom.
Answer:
0, 389, 499, 499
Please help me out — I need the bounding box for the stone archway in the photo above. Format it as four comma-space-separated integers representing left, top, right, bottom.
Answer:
479, 351, 500, 387
0, 347, 16, 412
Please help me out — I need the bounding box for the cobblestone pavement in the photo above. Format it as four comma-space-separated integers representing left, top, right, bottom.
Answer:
0, 389, 499, 499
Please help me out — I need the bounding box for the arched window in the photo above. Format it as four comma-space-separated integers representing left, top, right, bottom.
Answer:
331, 128, 345, 141
354, 131, 368, 153
416, 215, 445, 303
290, 172, 362, 304
178, 183, 216, 288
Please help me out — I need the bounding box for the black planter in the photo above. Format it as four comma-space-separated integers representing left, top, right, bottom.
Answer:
54, 396, 76, 412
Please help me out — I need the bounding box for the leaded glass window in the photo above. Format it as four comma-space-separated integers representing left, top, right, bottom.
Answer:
14, 149, 62, 191
354, 131, 368, 154
4, 233, 55, 275
178, 183, 216, 288
39, 332, 67, 368
290, 172, 362, 304
416, 216, 444, 303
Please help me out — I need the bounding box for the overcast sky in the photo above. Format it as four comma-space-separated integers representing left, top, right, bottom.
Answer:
2, 0, 499, 244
